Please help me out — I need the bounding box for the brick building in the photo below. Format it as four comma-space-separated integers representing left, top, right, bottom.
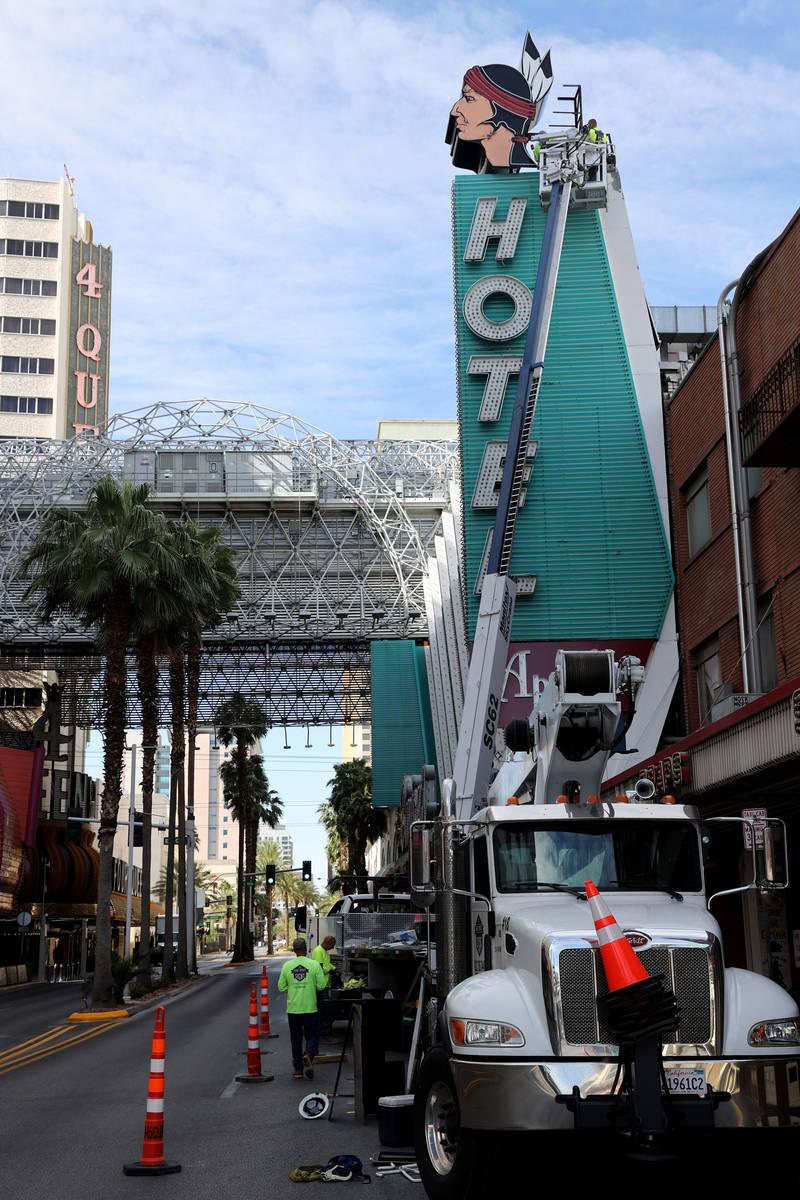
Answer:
606, 206, 800, 997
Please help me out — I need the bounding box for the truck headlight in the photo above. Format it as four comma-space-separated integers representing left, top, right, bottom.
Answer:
748, 1018, 800, 1047
450, 1019, 524, 1047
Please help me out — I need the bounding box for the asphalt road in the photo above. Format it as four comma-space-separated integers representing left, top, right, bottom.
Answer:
1, 958, 793, 1198
0, 956, 413, 1200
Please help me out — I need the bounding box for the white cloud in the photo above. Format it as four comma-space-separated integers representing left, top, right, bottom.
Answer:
1, 2, 797, 436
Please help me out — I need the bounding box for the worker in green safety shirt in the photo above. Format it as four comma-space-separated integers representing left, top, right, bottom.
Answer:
278, 936, 326, 1079
312, 935, 336, 1037
585, 118, 609, 143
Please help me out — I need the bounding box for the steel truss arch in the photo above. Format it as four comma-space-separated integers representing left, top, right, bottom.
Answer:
0, 400, 459, 727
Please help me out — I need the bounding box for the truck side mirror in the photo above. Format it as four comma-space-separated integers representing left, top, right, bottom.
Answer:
294, 905, 307, 933
410, 825, 436, 909
760, 819, 789, 890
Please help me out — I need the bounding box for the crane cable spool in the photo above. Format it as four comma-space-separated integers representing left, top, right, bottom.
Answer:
561, 651, 613, 695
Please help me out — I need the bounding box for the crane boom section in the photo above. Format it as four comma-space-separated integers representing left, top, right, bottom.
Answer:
453, 180, 573, 819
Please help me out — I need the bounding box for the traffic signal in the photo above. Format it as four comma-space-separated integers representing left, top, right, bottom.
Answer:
226, 893, 232, 910
132, 810, 143, 847
265, 864, 277, 887
302, 860, 312, 882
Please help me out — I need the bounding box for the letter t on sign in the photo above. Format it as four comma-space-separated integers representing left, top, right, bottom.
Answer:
469, 356, 523, 422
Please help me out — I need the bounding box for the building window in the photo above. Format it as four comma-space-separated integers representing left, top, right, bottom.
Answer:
1, 356, 55, 374
0, 687, 43, 707
746, 466, 763, 497
756, 596, 779, 692
0, 201, 59, 219
693, 635, 722, 724
686, 466, 711, 556
1, 316, 56, 335
0, 240, 58, 258
0, 395, 53, 414
0, 277, 57, 296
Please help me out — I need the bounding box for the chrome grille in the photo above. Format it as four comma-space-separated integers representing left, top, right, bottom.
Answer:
558, 944, 712, 1047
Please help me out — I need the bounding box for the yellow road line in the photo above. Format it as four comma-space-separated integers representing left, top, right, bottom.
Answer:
0, 1025, 71, 1064
0, 1022, 117, 1075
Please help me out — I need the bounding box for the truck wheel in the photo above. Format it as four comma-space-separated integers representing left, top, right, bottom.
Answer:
414, 1048, 478, 1200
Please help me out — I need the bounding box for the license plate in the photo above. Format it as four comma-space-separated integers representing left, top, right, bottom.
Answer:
664, 1067, 707, 1096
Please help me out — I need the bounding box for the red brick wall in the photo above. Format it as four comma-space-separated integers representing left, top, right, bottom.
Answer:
667, 207, 800, 733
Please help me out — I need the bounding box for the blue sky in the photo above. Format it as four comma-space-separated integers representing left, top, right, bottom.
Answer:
84, 728, 346, 890
2, 0, 798, 443
6, 1, 798, 872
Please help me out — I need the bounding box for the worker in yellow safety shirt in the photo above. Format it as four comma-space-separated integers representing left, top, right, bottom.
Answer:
312, 935, 336, 1037
586, 118, 609, 143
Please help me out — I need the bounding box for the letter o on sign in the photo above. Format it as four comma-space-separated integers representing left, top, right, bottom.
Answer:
463, 275, 532, 342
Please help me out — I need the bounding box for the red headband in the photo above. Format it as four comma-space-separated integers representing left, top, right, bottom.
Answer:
463, 66, 537, 120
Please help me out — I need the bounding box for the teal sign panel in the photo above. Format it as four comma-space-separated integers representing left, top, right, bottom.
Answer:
454, 175, 673, 641
371, 640, 436, 807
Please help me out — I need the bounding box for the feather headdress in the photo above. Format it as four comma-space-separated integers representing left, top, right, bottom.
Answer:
520, 31, 553, 126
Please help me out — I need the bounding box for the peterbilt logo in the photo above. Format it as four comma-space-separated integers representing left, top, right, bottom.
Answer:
624, 932, 650, 949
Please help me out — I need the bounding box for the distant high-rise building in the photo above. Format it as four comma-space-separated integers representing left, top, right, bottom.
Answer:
342, 724, 371, 766
1, 172, 111, 441
269, 821, 294, 868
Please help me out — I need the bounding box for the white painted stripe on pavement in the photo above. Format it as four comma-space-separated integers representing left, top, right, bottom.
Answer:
220, 1079, 240, 1099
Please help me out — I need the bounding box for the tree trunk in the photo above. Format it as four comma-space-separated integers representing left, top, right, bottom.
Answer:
163, 765, 178, 982
186, 632, 200, 974
245, 807, 258, 957
92, 590, 129, 1006
134, 635, 158, 991
284, 890, 290, 945
170, 647, 188, 979
233, 735, 246, 961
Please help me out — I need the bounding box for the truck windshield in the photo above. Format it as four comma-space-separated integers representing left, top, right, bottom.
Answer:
493, 822, 701, 894
346, 899, 412, 914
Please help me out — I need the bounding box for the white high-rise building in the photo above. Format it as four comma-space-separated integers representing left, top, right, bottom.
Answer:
342, 724, 371, 766
1, 173, 110, 441
269, 821, 294, 868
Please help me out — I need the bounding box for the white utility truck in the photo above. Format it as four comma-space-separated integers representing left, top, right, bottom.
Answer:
406, 650, 798, 1195
401, 66, 799, 1197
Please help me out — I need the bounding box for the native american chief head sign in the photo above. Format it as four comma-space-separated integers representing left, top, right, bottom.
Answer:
446, 32, 553, 173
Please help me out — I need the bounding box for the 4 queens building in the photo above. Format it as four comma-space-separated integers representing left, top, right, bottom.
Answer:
0, 174, 111, 441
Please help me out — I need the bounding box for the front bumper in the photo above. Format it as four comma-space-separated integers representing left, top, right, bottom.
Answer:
451, 1056, 800, 1130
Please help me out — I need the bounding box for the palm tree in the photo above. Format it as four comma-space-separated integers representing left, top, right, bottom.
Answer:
319, 799, 344, 885
183, 524, 240, 973
153, 860, 224, 905
161, 519, 237, 981
20, 476, 175, 1005
255, 836, 284, 950
216, 693, 268, 962
130, 527, 196, 989
324, 759, 384, 887
283, 877, 317, 945
222, 755, 283, 954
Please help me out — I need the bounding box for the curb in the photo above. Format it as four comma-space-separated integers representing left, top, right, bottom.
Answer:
68, 1009, 130, 1021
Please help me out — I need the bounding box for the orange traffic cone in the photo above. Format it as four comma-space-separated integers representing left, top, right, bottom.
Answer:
123, 1006, 181, 1175
585, 880, 649, 991
236, 981, 273, 1083
260, 965, 278, 1038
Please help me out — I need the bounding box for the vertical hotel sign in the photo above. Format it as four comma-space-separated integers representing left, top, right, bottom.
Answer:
65, 240, 112, 437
